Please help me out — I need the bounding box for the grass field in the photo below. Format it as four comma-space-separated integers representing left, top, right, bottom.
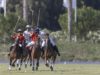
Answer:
0, 64, 100, 75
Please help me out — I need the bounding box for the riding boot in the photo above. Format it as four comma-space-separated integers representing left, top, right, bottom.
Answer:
21, 47, 23, 57
41, 47, 44, 56
53, 46, 60, 56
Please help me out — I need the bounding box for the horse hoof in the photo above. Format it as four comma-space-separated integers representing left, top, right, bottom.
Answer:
8, 54, 10, 56
12, 64, 15, 67
32, 67, 34, 71
30, 64, 32, 67
25, 64, 27, 68
45, 63, 49, 67
25, 70, 27, 72
17, 64, 19, 67
50, 66, 53, 71
8, 67, 11, 70
19, 68, 21, 70
36, 67, 38, 71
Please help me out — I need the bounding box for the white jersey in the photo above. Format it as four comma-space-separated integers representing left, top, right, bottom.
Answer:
39, 31, 45, 47
39, 31, 46, 41
39, 31, 56, 47
23, 30, 31, 43
49, 36, 56, 46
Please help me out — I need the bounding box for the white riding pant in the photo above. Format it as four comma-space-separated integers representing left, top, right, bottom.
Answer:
25, 40, 31, 44
41, 40, 45, 47
26, 41, 35, 47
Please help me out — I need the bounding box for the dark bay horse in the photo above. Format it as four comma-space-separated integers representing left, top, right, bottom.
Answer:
43, 37, 57, 71
8, 42, 28, 70
31, 37, 41, 71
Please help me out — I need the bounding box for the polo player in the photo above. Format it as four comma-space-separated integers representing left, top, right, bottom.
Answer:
11, 29, 25, 56
39, 31, 46, 56
26, 29, 39, 49
44, 33, 60, 56
23, 25, 33, 46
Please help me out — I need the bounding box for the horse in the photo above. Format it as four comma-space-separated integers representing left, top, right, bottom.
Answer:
8, 41, 29, 71
42, 37, 57, 71
31, 37, 41, 71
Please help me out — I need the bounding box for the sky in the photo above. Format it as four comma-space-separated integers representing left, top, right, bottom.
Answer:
0, 0, 76, 9
63, 0, 76, 9
0, 0, 4, 7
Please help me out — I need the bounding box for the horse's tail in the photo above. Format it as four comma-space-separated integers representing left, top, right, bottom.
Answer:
8, 53, 10, 57
8, 46, 13, 57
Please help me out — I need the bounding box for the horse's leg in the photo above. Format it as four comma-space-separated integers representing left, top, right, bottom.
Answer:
36, 58, 39, 71
24, 58, 28, 69
23, 57, 28, 72
45, 59, 49, 67
17, 59, 21, 70
50, 62, 53, 71
31, 51, 35, 71
24, 55, 29, 69
12, 58, 17, 67
50, 56, 56, 71
30, 57, 32, 66
45, 55, 49, 67
32, 58, 35, 71
8, 58, 12, 70
29, 50, 32, 66
49, 57, 54, 71
44, 53, 49, 67
16, 59, 22, 67
16, 59, 19, 67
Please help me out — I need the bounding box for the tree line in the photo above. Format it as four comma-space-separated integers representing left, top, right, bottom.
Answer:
0, 0, 100, 43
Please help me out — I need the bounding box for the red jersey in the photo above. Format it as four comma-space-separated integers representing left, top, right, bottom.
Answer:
11, 33, 25, 44
31, 33, 38, 41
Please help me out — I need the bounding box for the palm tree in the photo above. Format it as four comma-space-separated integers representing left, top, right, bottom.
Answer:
23, 0, 28, 22
68, 0, 72, 41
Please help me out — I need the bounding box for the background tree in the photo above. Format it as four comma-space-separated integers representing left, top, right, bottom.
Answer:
23, 0, 28, 22
78, 0, 100, 10
67, 0, 72, 41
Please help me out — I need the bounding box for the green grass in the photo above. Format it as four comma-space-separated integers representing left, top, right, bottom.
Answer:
0, 64, 100, 75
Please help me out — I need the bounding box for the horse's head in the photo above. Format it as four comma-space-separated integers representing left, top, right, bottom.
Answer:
45, 37, 53, 52
44, 37, 56, 62
35, 36, 41, 47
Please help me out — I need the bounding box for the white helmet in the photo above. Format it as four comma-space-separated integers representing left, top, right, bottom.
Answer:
40, 31, 45, 35
26, 25, 31, 28
17, 29, 22, 32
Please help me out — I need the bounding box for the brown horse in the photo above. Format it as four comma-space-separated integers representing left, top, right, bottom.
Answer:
8, 42, 28, 70
31, 37, 41, 71
43, 37, 57, 71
